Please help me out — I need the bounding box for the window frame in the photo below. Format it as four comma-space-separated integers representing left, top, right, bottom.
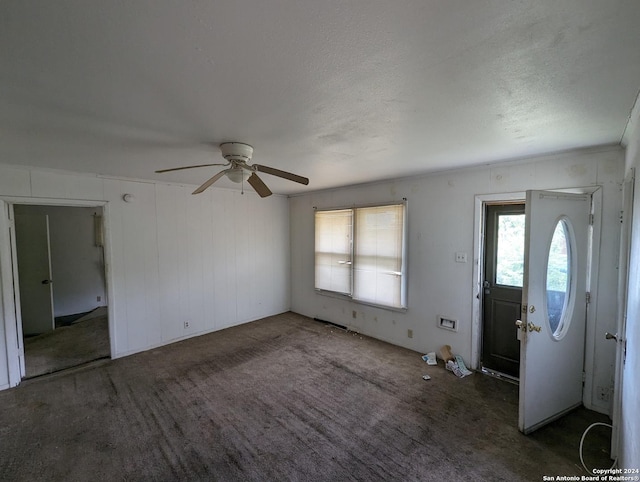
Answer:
314, 201, 408, 311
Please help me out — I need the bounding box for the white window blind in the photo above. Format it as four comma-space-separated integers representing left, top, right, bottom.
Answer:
353, 205, 405, 308
314, 203, 406, 309
314, 209, 352, 294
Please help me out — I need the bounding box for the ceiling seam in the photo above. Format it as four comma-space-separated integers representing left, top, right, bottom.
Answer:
620, 87, 640, 145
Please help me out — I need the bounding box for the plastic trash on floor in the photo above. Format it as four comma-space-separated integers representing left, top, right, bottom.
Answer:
454, 355, 473, 377
441, 345, 473, 378
421, 352, 437, 365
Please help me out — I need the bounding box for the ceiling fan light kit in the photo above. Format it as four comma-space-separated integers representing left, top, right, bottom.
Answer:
225, 167, 251, 183
155, 142, 309, 198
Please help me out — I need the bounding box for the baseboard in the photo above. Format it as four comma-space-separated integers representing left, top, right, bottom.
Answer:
112, 309, 291, 360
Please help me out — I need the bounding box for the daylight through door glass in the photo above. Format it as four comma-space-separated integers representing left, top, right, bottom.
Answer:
495, 214, 525, 287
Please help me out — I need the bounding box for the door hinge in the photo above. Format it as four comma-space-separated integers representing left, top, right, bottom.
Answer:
582, 372, 586, 385
586, 292, 591, 304
589, 213, 594, 225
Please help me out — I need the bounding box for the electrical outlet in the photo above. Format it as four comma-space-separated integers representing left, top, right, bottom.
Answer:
597, 386, 610, 402
352, 310, 357, 319
455, 252, 467, 263
97, 295, 101, 302
407, 329, 413, 339
183, 321, 190, 329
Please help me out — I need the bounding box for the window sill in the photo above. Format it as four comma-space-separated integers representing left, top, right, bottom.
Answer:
314, 289, 408, 313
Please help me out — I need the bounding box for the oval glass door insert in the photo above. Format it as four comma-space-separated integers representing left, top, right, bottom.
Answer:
546, 219, 572, 338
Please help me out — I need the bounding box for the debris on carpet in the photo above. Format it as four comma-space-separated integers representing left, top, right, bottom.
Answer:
440, 345, 473, 378
421, 352, 437, 365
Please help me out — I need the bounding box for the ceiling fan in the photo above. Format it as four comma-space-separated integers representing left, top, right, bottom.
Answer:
155, 142, 309, 197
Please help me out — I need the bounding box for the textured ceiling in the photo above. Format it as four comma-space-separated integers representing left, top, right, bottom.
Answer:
1, 1, 640, 195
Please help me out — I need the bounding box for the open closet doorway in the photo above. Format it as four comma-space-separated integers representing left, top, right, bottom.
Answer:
481, 203, 526, 380
13, 205, 110, 378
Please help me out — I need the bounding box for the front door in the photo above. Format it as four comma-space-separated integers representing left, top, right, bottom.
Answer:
518, 190, 591, 434
482, 204, 525, 378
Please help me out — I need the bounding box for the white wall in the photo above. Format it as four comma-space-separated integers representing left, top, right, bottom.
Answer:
290, 146, 623, 415
621, 94, 640, 468
0, 166, 290, 389
13, 205, 106, 317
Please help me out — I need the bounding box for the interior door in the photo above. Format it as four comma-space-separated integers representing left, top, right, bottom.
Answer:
15, 214, 55, 336
482, 204, 525, 378
518, 190, 591, 434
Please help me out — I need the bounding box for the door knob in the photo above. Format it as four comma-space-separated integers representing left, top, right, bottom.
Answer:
605, 332, 618, 341
527, 322, 542, 333
483, 280, 491, 294
41, 279, 53, 285
515, 320, 541, 332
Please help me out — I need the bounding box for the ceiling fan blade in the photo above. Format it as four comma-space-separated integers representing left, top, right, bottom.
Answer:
254, 164, 309, 185
247, 173, 273, 198
155, 163, 228, 173
192, 169, 230, 194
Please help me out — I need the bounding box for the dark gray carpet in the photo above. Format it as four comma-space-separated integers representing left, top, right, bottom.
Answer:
0, 312, 611, 481
24, 307, 110, 378
55, 310, 91, 328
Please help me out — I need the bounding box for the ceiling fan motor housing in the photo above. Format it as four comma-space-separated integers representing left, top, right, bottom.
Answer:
220, 142, 253, 163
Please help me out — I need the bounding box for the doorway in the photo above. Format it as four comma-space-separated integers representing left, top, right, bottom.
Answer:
13, 205, 110, 378
473, 188, 606, 437
481, 203, 525, 379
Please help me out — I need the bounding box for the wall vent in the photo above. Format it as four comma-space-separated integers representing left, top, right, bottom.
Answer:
437, 315, 458, 332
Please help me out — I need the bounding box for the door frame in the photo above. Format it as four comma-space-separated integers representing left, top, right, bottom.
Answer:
611, 169, 634, 457
0, 196, 114, 388
472, 186, 603, 410
481, 202, 525, 379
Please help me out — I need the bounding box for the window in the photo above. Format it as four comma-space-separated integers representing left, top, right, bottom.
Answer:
495, 213, 525, 287
314, 209, 353, 295
546, 218, 572, 338
314, 203, 407, 309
